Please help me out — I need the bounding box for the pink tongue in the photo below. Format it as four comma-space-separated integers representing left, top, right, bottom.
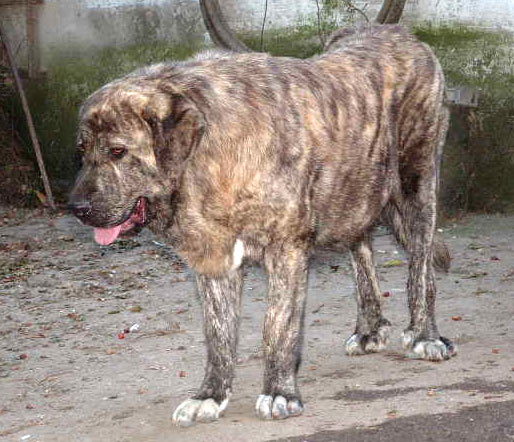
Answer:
94, 225, 122, 246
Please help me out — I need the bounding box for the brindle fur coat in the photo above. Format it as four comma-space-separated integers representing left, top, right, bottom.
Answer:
69, 25, 455, 425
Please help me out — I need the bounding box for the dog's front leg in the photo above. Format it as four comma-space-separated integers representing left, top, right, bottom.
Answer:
172, 268, 243, 426
256, 243, 309, 420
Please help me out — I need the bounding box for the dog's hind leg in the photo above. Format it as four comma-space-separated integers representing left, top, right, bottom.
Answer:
390, 109, 456, 361
172, 268, 243, 426
256, 242, 308, 420
394, 193, 456, 361
345, 231, 391, 356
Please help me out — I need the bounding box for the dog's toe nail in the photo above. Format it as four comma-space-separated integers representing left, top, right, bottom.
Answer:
173, 397, 225, 426
172, 399, 203, 427
256, 395, 303, 420
345, 334, 364, 355
287, 399, 303, 416
256, 395, 273, 420
196, 398, 221, 422
272, 396, 288, 419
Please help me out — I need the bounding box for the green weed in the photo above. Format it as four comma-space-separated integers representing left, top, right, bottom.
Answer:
413, 25, 514, 213
3, 23, 514, 213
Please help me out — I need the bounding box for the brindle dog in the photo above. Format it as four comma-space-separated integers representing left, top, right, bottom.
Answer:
69, 25, 455, 426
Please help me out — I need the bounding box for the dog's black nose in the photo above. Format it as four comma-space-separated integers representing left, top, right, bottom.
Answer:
68, 200, 92, 220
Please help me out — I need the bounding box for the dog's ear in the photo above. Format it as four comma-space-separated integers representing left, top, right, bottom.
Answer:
143, 93, 206, 168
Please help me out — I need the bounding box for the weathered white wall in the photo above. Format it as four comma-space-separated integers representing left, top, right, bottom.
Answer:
2, 0, 514, 70
38, 0, 202, 49
404, 0, 514, 31
1, 0, 204, 68
221, 0, 319, 30
222, 0, 514, 32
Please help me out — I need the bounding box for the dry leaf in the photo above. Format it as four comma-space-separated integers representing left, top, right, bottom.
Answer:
383, 259, 404, 268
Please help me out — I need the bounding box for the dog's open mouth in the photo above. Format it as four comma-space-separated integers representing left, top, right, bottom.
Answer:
94, 198, 147, 246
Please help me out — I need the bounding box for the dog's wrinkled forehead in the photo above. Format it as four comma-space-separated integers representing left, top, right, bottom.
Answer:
81, 80, 171, 123
77, 82, 169, 150
77, 118, 131, 157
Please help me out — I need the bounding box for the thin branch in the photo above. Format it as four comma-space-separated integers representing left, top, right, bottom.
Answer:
260, 0, 268, 52
345, 1, 370, 23
315, 0, 325, 47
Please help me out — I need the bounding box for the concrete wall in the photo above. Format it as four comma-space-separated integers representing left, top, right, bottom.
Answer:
405, 0, 514, 31
1, 0, 514, 71
37, 0, 203, 49
1, 0, 204, 69
222, 0, 514, 32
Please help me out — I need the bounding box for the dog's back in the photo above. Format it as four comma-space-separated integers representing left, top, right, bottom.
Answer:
325, 24, 417, 51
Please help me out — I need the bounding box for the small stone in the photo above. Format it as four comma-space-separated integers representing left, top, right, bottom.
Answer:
128, 324, 140, 333
387, 410, 398, 418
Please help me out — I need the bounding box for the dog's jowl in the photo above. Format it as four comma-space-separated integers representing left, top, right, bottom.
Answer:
69, 25, 455, 426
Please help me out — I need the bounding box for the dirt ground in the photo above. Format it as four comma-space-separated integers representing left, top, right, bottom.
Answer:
1, 208, 513, 442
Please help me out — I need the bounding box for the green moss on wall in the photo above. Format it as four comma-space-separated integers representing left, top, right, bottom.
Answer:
3, 23, 514, 212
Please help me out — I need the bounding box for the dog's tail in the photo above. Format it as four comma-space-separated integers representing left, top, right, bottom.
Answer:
432, 236, 452, 273
382, 203, 451, 273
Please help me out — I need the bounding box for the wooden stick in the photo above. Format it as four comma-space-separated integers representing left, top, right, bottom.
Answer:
0, 23, 56, 210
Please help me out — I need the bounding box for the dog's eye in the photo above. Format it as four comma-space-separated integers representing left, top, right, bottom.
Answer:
109, 147, 126, 159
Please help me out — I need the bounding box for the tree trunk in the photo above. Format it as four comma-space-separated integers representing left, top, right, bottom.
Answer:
200, 0, 407, 52
199, 0, 249, 52
375, 0, 407, 24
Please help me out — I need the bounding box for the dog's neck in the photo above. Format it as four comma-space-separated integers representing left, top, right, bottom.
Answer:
147, 191, 182, 244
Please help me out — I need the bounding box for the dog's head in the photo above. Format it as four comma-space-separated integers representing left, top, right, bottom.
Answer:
68, 71, 205, 245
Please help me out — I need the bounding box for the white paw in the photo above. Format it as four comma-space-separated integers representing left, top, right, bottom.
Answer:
345, 334, 365, 355
401, 329, 416, 350
401, 331, 456, 361
255, 395, 303, 420
172, 397, 229, 427
345, 325, 390, 355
